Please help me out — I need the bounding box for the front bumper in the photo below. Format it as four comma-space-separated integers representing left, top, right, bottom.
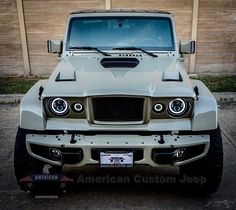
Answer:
26, 133, 210, 168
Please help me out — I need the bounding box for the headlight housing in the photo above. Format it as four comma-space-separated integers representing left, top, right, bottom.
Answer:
168, 98, 187, 116
49, 98, 69, 116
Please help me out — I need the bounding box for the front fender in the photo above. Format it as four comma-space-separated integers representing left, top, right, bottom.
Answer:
191, 80, 218, 131
20, 80, 47, 130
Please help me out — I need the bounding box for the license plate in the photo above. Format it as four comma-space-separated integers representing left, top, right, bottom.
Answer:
100, 152, 134, 168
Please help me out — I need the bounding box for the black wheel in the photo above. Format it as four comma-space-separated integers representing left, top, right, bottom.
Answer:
179, 126, 223, 194
14, 127, 64, 193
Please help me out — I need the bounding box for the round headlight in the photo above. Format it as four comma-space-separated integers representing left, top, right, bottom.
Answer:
50, 98, 69, 115
153, 103, 165, 113
73, 103, 84, 113
168, 98, 187, 116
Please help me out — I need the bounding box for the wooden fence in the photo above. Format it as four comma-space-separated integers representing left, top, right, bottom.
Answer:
0, 0, 235, 76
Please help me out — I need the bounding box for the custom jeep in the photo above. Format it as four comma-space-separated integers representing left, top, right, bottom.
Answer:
14, 10, 223, 194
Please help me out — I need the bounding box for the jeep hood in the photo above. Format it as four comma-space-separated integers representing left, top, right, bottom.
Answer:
42, 55, 195, 98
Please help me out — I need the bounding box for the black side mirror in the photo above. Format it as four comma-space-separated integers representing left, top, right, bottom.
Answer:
179, 40, 196, 54
47, 40, 62, 54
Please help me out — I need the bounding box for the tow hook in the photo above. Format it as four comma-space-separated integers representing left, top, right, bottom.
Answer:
70, 134, 77, 144
158, 134, 165, 144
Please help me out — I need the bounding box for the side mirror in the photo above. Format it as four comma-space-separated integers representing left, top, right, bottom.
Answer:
179, 40, 196, 54
47, 40, 62, 54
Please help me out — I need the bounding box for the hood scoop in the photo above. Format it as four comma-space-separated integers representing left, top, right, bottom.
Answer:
162, 71, 183, 82
55, 70, 76, 82
100, 57, 139, 68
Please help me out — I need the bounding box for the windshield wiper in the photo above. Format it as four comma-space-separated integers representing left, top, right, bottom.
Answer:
69, 46, 111, 56
112, 47, 158, 58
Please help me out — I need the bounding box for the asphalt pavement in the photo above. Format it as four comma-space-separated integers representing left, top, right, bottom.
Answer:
0, 103, 235, 210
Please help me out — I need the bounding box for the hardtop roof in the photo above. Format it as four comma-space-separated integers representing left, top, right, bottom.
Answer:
70, 9, 172, 16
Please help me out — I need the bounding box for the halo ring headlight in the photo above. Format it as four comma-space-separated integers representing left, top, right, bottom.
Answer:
168, 98, 187, 116
73, 103, 84, 113
50, 98, 68, 115
153, 103, 164, 113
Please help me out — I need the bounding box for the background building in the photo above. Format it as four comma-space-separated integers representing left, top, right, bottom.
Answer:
0, 0, 235, 77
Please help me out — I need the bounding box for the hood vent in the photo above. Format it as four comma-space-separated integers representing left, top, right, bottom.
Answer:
55, 71, 76, 82
100, 58, 139, 68
162, 71, 183, 82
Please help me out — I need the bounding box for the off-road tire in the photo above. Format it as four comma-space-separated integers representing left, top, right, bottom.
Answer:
180, 126, 223, 194
14, 127, 74, 194
14, 127, 46, 191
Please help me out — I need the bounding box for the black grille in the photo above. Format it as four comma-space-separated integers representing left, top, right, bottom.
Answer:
92, 97, 144, 122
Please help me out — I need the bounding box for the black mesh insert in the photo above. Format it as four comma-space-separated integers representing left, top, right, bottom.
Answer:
92, 97, 144, 122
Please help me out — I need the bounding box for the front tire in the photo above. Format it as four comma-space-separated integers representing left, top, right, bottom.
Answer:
14, 127, 75, 194
14, 127, 45, 191
180, 126, 223, 194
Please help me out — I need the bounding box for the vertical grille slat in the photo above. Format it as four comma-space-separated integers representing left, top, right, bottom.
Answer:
92, 97, 144, 122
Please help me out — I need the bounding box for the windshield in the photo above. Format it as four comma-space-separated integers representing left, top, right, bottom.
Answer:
66, 17, 175, 51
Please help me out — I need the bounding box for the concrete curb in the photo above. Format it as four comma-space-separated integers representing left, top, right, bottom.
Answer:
213, 92, 236, 103
0, 93, 235, 104
0, 94, 24, 104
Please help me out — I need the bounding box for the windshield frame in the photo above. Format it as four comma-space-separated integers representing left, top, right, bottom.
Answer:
66, 16, 175, 52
